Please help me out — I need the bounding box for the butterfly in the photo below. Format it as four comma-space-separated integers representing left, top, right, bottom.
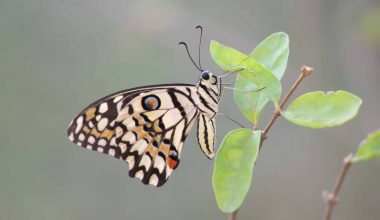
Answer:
67, 27, 224, 187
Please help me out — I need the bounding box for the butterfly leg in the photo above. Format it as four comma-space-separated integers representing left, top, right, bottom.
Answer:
221, 80, 236, 86
214, 112, 245, 128
223, 86, 266, 93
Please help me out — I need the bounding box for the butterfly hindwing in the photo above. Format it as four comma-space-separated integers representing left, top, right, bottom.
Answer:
197, 113, 216, 159
67, 84, 200, 186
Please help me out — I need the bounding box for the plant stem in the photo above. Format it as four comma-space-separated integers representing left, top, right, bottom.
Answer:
228, 210, 238, 220
261, 65, 313, 147
323, 154, 354, 220
228, 65, 313, 220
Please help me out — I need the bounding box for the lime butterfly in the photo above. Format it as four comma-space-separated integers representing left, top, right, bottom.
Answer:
67, 26, 225, 186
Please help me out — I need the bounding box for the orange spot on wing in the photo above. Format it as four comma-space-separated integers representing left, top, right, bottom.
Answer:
153, 121, 162, 132
100, 128, 114, 140
82, 126, 90, 134
91, 128, 101, 138
85, 107, 96, 121
146, 145, 158, 157
135, 126, 146, 139
159, 144, 170, 155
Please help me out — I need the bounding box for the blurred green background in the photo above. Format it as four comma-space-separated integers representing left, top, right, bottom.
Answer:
1, 0, 379, 219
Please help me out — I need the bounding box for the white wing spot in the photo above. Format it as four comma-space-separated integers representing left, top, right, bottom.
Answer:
149, 174, 159, 186
139, 155, 152, 169
113, 95, 123, 103
127, 156, 135, 170
98, 139, 107, 147
116, 101, 123, 112
119, 143, 127, 153
122, 131, 136, 143
110, 137, 116, 146
78, 133, 85, 141
96, 115, 101, 121
97, 147, 104, 152
75, 116, 83, 134
89, 121, 94, 128
69, 132, 74, 141
154, 156, 166, 173
77, 141, 82, 146
135, 170, 144, 180
88, 136, 95, 144
108, 148, 115, 156
97, 118, 108, 131
122, 118, 135, 130
99, 103, 108, 113
86, 145, 92, 149
131, 139, 148, 155
115, 126, 124, 138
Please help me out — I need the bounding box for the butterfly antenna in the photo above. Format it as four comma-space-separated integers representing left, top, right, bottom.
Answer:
195, 25, 203, 70
179, 41, 202, 71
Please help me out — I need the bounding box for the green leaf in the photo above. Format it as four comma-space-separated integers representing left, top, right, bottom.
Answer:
354, 130, 380, 162
249, 32, 289, 79
210, 40, 248, 72
234, 75, 267, 122
210, 40, 281, 107
235, 33, 289, 122
212, 129, 261, 213
282, 91, 362, 128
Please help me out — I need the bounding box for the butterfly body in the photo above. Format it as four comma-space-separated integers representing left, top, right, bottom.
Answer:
67, 70, 222, 186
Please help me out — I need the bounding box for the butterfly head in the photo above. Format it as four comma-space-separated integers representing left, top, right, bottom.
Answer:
179, 27, 222, 99
198, 70, 222, 98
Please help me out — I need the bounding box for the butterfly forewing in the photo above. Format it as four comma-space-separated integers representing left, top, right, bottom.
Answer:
67, 84, 200, 186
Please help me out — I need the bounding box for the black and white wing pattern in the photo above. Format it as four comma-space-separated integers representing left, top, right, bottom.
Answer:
67, 84, 200, 187
197, 114, 216, 159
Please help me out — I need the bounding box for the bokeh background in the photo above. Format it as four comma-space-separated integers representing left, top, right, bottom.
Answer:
1, 0, 379, 219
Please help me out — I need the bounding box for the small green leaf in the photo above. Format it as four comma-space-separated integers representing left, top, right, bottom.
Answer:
249, 32, 289, 79
354, 130, 380, 162
210, 40, 248, 72
235, 33, 289, 122
282, 91, 362, 128
213, 129, 261, 213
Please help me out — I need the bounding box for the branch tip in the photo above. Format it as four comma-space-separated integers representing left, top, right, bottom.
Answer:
301, 65, 313, 76
343, 154, 354, 164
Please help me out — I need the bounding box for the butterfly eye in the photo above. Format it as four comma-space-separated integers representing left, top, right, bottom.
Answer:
211, 75, 218, 85
142, 95, 161, 110
201, 71, 210, 80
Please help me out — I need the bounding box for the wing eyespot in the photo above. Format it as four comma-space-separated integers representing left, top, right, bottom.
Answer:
142, 95, 161, 110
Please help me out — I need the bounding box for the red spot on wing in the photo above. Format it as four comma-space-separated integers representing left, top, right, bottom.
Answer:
168, 157, 178, 169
